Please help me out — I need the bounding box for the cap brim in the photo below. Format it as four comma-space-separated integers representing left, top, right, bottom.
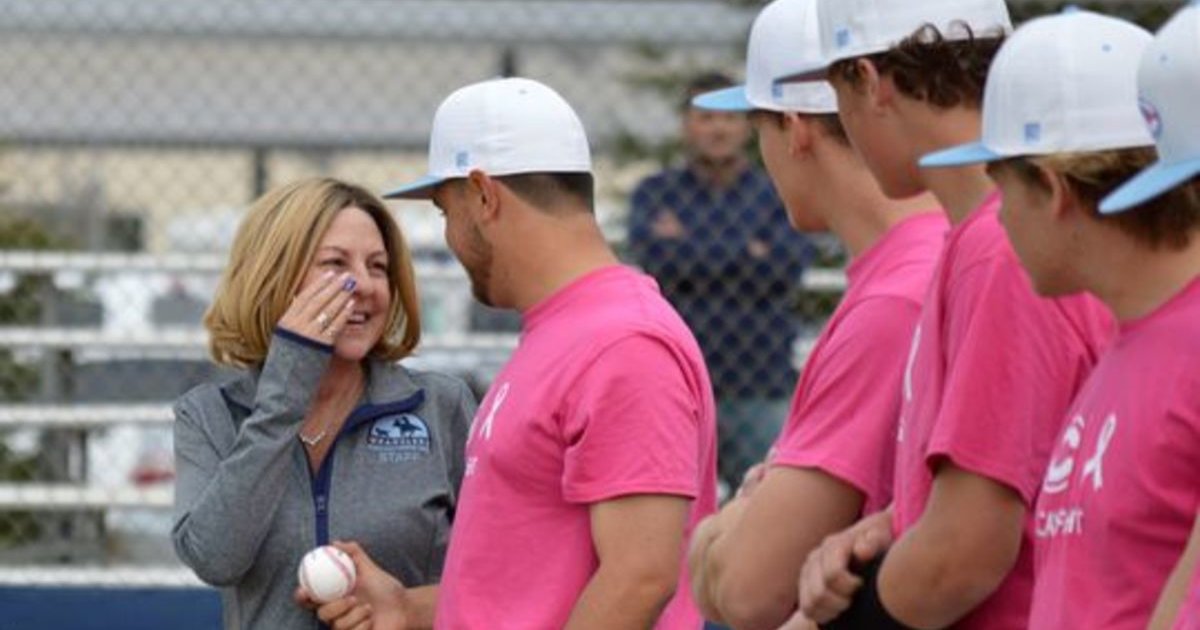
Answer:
775, 63, 830, 84
1100, 157, 1200, 214
692, 86, 753, 112
381, 175, 449, 200
919, 142, 1004, 168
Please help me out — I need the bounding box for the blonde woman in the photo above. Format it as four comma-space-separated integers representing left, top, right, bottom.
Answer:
172, 178, 475, 629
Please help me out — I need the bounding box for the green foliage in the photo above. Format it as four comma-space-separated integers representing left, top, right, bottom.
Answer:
0, 214, 57, 546
0, 439, 40, 548
0, 213, 62, 401
0, 214, 59, 325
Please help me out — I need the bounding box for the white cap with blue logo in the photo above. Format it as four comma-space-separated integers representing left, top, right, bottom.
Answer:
383, 78, 592, 200
919, 7, 1153, 169
775, 0, 1012, 83
692, 0, 836, 114
1101, 1, 1200, 214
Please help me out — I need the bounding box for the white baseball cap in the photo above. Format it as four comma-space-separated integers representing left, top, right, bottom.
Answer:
692, 0, 836, 114
1101, 1, 1200, 214
776, 0, 1012, 82
919, 8, 1153, 168
383, 78, 592, 200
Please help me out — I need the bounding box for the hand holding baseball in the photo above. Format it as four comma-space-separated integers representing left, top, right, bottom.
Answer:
295, 540, 412, 630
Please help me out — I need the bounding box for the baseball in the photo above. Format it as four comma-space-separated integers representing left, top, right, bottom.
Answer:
297, 545, 357, 603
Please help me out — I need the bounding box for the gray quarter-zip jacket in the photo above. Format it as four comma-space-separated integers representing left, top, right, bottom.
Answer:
172, 330, 475, 629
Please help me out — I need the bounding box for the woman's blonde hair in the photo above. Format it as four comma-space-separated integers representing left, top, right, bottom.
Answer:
205, 177, 421, 368
1001, 148, 1200, 251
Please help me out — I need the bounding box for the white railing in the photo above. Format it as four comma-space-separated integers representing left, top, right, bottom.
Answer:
0, 566, 203, 587
803, 267, 847, 292
0, 327, 519, 352
0, 250, 470, 281
0, 250, 839, 516
0, 250, 848, 291
0, 484, 172, 510
0, 404, 173, 429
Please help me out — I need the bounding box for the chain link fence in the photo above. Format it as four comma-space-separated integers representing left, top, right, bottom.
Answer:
0, 0, 1180, 584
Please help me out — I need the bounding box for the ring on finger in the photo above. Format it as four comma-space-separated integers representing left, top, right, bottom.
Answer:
316, 312, 330, 329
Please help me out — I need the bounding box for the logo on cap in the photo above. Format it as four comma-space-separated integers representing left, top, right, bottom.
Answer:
1024, 123, 1042, 145
835, 27, 851, 49
1138, 98, 1163, 140
455, 151, 470, 169
771, 83, 784, 99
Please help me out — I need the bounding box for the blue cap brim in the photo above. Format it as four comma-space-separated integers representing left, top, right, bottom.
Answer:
381, 175, 449, 200
692, 86, 753, 112
1100, 157, 1200, 214
919, 142, 1004, 168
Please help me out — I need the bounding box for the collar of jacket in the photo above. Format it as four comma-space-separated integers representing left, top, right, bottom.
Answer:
219, 357, 427, 433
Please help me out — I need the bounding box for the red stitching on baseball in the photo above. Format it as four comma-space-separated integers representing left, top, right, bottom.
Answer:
321, 546, 355, 592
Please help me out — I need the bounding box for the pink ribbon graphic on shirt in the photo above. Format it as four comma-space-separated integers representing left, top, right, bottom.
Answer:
477, 382, 509, 443
1082, 413, 1117, 492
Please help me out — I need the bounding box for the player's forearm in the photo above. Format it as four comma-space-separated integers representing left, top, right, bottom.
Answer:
687, 513, 728, 623
715, 472, 870, 630
1149, 571, 1191, 630
689, 497, 756, 623
876, 517, 1020, 628
705, 499, 796, 630
565, 563, 677, 630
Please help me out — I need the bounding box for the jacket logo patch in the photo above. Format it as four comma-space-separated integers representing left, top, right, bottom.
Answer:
367, 413, 431, 460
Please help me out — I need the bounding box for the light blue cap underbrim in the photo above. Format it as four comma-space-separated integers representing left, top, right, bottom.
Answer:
692, 86, 753, 112
381, 175, 449, 200
1099, 157, 1200, 214
919, 142, 1005, 168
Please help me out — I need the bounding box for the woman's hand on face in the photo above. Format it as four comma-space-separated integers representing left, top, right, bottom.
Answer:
278, 271, 357, 345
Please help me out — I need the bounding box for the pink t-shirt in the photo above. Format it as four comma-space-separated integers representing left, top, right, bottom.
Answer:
772, 212, 946, 514
435, 265, 718, 630
1029, 277, 1200, 630
893, 193, 1113, 629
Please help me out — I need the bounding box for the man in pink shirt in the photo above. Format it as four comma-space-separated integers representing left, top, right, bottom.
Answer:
1114, 11, 1200, 627
917, 7, 1198, 628
683, 1, 944, 628
916, 5, 1199, 628
785, 1, 1114, 628
383, 78, 718, 629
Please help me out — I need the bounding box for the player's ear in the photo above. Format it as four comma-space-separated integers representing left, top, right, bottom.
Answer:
466, 170, 502, 224
858, 58, 893, 112
783, 113, 813, 157
1042, 167, 1081, 222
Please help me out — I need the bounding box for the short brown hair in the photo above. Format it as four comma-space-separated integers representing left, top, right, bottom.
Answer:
206, 177, 421, 368
996, 149, 1200, 251
812, 114, 850, 146
495, 172, 595, 213
829, 23, 1005, 109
